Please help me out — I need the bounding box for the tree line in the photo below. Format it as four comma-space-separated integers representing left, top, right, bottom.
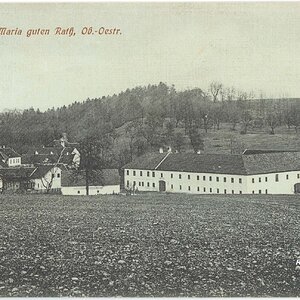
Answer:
1, 82, 300, 169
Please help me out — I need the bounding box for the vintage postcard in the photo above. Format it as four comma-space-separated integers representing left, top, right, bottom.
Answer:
0, 2, 299, 297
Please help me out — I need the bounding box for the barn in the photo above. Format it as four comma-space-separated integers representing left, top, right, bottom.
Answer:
123, 150, 300, 195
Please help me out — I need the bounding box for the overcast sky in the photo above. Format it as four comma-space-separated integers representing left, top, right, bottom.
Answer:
1, 2, 300, 111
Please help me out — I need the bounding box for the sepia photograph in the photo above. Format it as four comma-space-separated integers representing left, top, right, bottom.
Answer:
0, 2, 299, 297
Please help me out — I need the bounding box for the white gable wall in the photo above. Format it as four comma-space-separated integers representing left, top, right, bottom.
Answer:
33, 166, 62, 191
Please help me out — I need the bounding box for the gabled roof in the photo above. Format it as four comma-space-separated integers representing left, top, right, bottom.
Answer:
21, 153, 75, 165
62, 169, 120, 187
123, 151, 300, 176
25, 146, 77, 156
0, 167, 35, 179
0, 147, 21, 159
29, 165, 64, 179
158, 153, 247, 175
242, 152, 300, 175
0, 165, 64, 180
122, 153, 166, 170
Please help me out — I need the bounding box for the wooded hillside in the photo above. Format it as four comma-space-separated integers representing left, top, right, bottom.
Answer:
1, 82, 300, 168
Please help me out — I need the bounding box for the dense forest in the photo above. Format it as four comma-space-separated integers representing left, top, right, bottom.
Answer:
1, 82, 300, 168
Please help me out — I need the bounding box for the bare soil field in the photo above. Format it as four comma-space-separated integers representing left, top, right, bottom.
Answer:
0, 193, 299, 296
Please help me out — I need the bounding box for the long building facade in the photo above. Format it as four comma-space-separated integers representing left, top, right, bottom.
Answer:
123, 151, 300, 195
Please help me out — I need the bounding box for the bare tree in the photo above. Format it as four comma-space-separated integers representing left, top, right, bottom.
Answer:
209, 82, 223, 103
225, 87, 236, 101
240, 110, 253, 134
266, 111, 280, 135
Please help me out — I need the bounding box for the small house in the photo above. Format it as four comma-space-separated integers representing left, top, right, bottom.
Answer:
0, 164, 63, 193
30, 165, 63, 193
0, 146, 22, 168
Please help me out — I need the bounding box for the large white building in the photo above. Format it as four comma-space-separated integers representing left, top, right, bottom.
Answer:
123, 150, 300, 195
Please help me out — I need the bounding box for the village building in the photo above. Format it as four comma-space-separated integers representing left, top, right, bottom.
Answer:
30, 165, 64, 193
0, 164, 63, 193
61, 169, 120, 196
0, 167, 35, 191
123, 150, 300, 195
21, 133, 80, 168
0, 146, 22, 168
21, 146, 80, 168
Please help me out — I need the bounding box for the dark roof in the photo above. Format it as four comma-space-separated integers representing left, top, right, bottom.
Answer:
21, 152, 75, 166
123, 151, 300, 175
243, 149, 299, 155
122, 153, 166, 170
62, 169, 120, 187
0, 147, 20, 159
0, 160, 8, 168
158, 153, 247, 175
0, 167, 35, 179
0, 165, 65, 180
242, 152, 300, 175
29, 165, 63, 179
25, 146, 77, 156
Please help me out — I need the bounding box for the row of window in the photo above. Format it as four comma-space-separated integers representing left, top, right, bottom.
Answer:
126, 180, 269, 194
9, 158, 21, 164
126, 170, 300, 183
274, 173, 300, 182
128, 181, 156, 188
127, 170, 243, 183
253, 174, 295, 183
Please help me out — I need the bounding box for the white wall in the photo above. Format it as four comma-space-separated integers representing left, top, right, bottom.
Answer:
61, 185, 120, 196
124, 168, 300, 195
245, 171, 300, 194
33, 166, 62, 191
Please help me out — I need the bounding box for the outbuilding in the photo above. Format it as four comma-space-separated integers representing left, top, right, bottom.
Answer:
61, 169, 120, 195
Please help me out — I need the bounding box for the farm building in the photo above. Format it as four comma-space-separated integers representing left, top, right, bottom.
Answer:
0, 167, 35, 191
61, 169, 120, 195
21, 133, 80, 168
21, 146, 80, 168
30, 165, 64, 193
0, 146, 21, 168
123, 150, 300, 195
0, 165, 64, 193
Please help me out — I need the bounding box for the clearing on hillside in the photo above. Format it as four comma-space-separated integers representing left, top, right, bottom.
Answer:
0, 193, 299, 296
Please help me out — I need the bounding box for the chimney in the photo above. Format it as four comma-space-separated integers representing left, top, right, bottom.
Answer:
197, 150, 201, 154
60, 132, 68, 148
159, 147, 164, 154
62, 132, 68, 142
